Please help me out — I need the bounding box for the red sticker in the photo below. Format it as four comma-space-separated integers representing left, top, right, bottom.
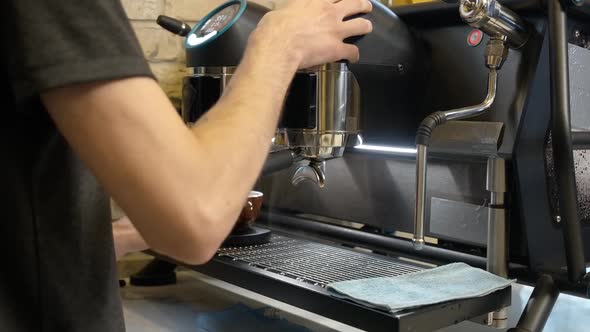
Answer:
467, 29, 483, 47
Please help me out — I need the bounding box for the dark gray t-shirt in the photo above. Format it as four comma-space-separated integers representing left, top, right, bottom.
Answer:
1, 1, 153, 331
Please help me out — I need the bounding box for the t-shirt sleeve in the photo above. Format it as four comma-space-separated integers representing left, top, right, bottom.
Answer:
3, 0, 155, 102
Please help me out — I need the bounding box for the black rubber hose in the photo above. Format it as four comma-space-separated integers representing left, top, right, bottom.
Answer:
415, 111, 447, 147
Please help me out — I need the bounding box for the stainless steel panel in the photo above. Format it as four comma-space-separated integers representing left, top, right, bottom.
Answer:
569, 44, 590, 131
569, 45, 590, 222
430, 121, 504, 157
259, 152, 489, 241
429, 198, 488, 246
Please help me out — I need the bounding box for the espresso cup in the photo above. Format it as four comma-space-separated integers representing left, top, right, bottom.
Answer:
233, 191, 264, 233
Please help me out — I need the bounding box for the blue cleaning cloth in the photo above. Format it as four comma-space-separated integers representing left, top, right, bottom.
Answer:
327, 262, 514, 313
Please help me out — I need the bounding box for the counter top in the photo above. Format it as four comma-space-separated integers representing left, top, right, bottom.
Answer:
121, 270, 363, 332
120, 266, 590, 332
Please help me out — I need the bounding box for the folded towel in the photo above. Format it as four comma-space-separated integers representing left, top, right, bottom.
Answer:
327, 262, 514, 313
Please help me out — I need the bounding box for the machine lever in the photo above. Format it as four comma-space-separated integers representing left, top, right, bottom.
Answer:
157, 15, 192, 37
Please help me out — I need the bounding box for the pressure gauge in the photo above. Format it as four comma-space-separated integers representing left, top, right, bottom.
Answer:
186, 1, 246, 48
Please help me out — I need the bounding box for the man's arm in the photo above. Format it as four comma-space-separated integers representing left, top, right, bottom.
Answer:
42, 0, 373, 264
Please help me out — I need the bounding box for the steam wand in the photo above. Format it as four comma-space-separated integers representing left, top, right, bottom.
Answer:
412, 37, 504, 250
411, 0, 530, 249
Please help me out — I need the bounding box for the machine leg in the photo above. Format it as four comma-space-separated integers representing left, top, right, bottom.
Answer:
507, 275, 560, 332
548, 0, 587, 282
486, 157, 509, 328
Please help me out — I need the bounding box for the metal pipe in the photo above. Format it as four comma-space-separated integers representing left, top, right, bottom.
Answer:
444, 69, 498, 120
507, 275, 559, 332
548, 0, 587, 283
486, 158, 508, 278
413, 144, 428, 250
486, 157, 509, 329
262, 211, 488, 268
488, 192, 507, 277
260, 210, 530, 271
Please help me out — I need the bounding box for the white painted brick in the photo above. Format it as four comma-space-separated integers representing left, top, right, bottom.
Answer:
132, 22, 184, 62
163, 0, 281, 22
121, 0, 165, 20
164, 0, 223, 22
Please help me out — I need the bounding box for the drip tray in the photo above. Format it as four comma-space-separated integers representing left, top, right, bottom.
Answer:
217, 235, 422, 288
160, 232, 511, 332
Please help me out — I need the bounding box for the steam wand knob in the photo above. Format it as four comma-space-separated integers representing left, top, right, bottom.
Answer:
459, 0, 531, 49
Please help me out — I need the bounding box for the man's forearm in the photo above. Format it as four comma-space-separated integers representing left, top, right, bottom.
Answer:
188, 48, 296, 212
186, 45, 299, 230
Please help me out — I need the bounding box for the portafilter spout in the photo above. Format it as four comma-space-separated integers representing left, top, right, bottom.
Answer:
260, 150, 327, 188
292, 161, 327, 188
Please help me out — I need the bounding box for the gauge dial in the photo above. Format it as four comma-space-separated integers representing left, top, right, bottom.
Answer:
187, 3, 242, 47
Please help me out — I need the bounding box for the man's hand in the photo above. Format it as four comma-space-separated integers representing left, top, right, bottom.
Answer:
249, 0, 373, 69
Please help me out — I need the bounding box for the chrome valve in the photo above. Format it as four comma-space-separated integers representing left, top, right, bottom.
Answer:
460, 0, 531, 49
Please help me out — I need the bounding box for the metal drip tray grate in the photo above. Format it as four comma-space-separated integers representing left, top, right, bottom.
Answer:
217, 235, 422, 287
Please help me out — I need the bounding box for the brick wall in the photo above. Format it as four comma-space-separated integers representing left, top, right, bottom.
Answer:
121, 0, 283, 109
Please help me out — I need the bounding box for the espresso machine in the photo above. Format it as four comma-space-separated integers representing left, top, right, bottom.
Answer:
173, 0, 424, 189
157, 0, 423, 245
146, 0, 590, 331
